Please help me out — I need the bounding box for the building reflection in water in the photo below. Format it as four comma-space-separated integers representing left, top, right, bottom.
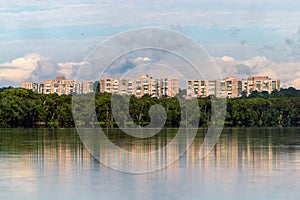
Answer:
1, 128, 300, 200
15, 129, 94, 178
94, 128, 283, 172
186, 129, 281, 171
8, 128, 299, 174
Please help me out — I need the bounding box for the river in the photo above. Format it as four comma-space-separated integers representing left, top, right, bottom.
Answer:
0, 128, 299, 200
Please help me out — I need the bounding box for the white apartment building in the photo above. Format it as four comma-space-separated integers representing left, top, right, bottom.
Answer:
100, 75, 179, 98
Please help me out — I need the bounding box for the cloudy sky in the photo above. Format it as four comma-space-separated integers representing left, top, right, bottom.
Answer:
1, 0, 300, 88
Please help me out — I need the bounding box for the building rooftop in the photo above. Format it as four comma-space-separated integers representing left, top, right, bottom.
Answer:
55, 76, 67, 81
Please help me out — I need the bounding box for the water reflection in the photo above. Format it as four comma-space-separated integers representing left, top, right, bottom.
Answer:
87, 128, 300, 172
188, 128, 284, 171
0, 128, 299, 173
1, 128, 300, 200
0, 129, 92, 180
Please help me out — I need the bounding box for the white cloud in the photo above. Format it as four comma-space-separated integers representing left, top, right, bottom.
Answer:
57, 61, 87, 79
0, 53, 39, 69
133, 57, 151, 62
0, 53, 86, 86
0, 53, 42, 84
240, 56, 269, 68
290, 78, 300, 88
215, 55, 300, 88
221, 56, 235, 62
0, 53, 299, 89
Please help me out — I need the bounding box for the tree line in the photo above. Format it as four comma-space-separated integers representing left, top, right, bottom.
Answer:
0, 87, 299, 128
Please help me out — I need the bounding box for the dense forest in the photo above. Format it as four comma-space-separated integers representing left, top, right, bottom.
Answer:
0, 87, 299, 128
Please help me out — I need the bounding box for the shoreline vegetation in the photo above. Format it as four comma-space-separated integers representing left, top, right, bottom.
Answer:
0, 87, 299, 128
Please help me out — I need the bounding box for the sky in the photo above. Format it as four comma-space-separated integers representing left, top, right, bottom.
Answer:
0, 0, 300, 88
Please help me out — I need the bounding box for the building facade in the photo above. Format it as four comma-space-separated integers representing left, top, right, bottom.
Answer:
186, 76, 280, 98
22, 76, 97, 95
245, 76, 280, 94
100, 75, 179, 98
21, 82, 40, 93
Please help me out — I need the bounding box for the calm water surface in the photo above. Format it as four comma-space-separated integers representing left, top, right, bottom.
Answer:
0, 128, 299, 200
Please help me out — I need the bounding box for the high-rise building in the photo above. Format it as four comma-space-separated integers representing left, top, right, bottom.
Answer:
22, 76, 97, 95
100, 75, 179, 98
186, 76, 280, 98
186, 80, 209, 97
223, 77, 241, 98
245, 76, 280, 94
21, 82, 40, 93
41, 76, 75, 95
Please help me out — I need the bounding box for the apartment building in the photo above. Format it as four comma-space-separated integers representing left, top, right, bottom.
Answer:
186, 80, 209, 97
21, 82, 40, 93
223, 77, 242, 98
100, 75, 179, 98
186, 76, 280, 98
36, 76, 75, 95
22, 76, 96, 95
245, 76, 280, 94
